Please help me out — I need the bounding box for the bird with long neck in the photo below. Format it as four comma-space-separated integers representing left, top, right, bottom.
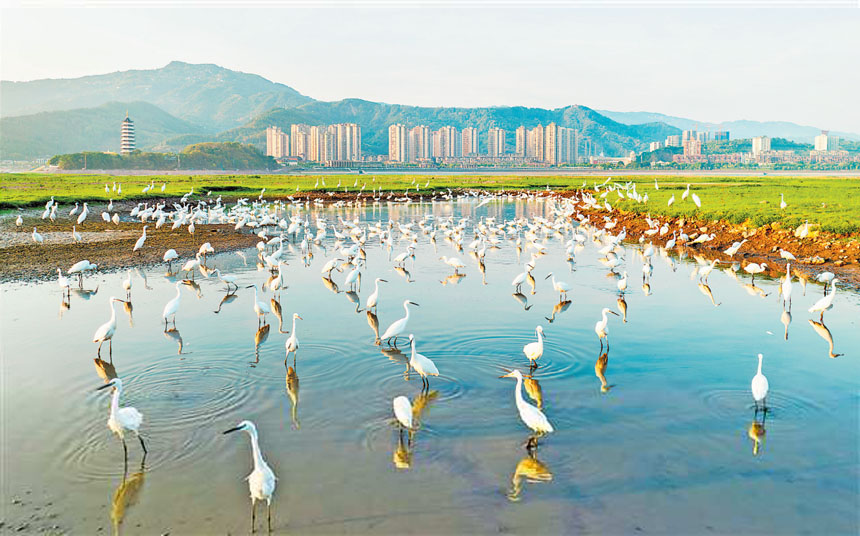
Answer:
223, 421, 277, 533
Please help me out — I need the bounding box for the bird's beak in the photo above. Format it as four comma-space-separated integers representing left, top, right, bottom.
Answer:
610, 311, 620, 316
380, 279, 388, 283
297, 315, 304, 320
222, 426, 242, 435
95, 383, 113, 391
544, 274, 551, 280
409, 302, 420, 306
499, 370, 514, 379
245, 285, 254, 289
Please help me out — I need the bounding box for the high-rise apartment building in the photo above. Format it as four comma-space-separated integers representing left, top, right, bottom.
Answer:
515, 126, 527, 157
683, 138, 702, 157
696, 131, 709, 143
487, 128, 506, 157
408, 125, 431, 162
682, 130, 697, 142
814, 130, 839, 152
545, 123, 559, 164
649, 141, 663, 152
751, 136, 771, 155
266, 126, 289, 158
666, 135, 682, 147
713, 131, 730, 141
290, 124, 311, 160
120, 112, 135, 155
461, 127, 478, 156
389, 124, 407, 162
527, 126, 544, 160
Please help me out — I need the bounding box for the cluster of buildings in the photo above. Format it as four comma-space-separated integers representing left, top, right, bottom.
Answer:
388, 123, 582, 165
266, 123, 362, 164
665, 129, 856, 166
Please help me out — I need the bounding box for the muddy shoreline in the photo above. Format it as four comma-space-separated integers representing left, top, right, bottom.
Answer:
1, 189, 858, 288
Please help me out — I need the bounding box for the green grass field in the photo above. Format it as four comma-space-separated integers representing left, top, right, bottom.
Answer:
2, 172, 859, 234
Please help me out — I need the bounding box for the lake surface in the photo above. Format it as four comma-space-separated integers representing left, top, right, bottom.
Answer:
2, 198, 858, 535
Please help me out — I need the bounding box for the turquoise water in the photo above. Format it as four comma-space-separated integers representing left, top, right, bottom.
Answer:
2, 199, 857, 534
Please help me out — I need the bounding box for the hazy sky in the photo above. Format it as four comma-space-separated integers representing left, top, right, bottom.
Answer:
2, 5, 859, 132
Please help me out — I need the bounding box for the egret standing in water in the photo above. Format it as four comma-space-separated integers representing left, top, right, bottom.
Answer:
781, 263, 793, 307
93, 296, 129, 358
284, 313, 303, 364
392, 395, 414, 431
499, 369, 554, 451
808, 278, 838, 321
408, 334, 439, 391
245, 284, 271, 327
544, 273, 570, 301
751, 353, 769, 413
365, 278, 387, 312
522, 326, 546, 368
380, 300, 419, 347
594, 307, 619, 350
223, 421, 277, 534
162, 282, 182, 329
96, 378, 146, 464
122, 270, 133, 299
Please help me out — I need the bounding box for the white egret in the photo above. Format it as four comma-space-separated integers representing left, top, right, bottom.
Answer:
163, 249, 179, 271
723, 239, 747, 257
180, 253, 202, 279
344, 263, 362, 292
544, 272, 570, 300
122, 270, 133, 299
133, 226, 148, 255
32, 227, 44, 244
594, 307, 619, 349
808, 278, 838, 321
751, 354, 769, 412
667, 194, 675, 207
245, 284, 271, 327
781, 263, 793, 307
408, 334, 439, 390
511, 264, 532, 293
691, 192, 701, 208
68, 259, 97, 286
617, 271, 628, 293
162, 282, 182, 328
57, 268, 71, 296
779, 249, 796, 260
93, 297, 128, 358
522, 326, 546, 367
499, 369, 554, 449
212, 268, 239, 291
72, 226, 82, 243
69, 202, 79, 217
744, 262, 768, 283
439, 255, 466, 274
222, 421, 276, 534
682, 184, 691, 201
77, 202, 89, 225
365, 278, 387, 311
96, 378, 146, 459
779, 193, 787, 210
392, 396, 414, 430
284, 313, 302, 361
380, 300, 419, 346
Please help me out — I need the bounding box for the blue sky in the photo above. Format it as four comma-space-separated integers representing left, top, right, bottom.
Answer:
2, 6, 858, 132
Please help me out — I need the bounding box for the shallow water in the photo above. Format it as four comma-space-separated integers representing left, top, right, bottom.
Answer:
2, 199, 858, 535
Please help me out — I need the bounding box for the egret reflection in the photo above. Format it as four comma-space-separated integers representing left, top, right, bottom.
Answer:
511, 292, 533, 311
213, 290, 238, 314
253, 324, 271, 364
163, 326, 185, 355
781, 308, 792, 340
747, 410, 767, 457
507, 451, 553, 502
808, 319, 844, 358
698, 282, 721, 307
595, 351, 614, 393
545, 299, 571, 323
616, 296, 628, 323
111, 459, 146, 535
366, 311, 381, 345
285, 365, 299, 430
94, 357, 118, 382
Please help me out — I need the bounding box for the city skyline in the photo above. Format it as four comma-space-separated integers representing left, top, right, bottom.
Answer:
1, 7, 858, 132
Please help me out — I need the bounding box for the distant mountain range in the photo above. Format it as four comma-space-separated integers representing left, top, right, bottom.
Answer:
1, 61, 853, 161
597, 110, 860, 143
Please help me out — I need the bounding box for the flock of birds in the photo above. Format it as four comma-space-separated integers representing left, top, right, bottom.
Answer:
24, 178, 846, 532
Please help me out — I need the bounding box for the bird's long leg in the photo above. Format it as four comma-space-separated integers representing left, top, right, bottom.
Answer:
109, 339, 113, 359
251, 499, 257, 533
138, 434, 147, 455
122, 439, 128, 474
820, 311, 824, 322
267, 502, 272, 533
97, 341, 102, 357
